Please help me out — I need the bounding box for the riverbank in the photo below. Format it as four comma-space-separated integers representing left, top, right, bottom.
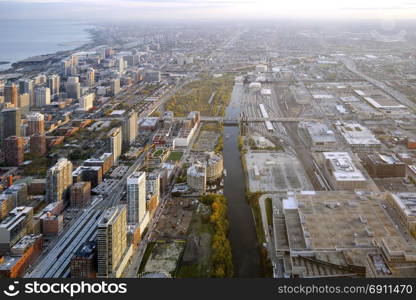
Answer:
238, 134, 273, 277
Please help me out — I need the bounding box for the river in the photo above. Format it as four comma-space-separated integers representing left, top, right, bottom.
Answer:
223, 83, 261, 277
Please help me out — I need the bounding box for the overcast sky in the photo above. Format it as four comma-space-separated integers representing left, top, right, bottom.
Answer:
1, 0, 416, 21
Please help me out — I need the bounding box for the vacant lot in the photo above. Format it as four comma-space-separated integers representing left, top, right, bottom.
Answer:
165, 74, 234, 117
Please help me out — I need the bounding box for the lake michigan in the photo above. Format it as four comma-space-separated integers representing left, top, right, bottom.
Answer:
0, 19, 93, 71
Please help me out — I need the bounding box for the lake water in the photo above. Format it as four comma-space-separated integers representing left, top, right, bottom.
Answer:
0, 19, 93, 70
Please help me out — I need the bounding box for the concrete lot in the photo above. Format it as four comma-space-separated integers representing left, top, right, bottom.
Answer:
245, 151, 312, 192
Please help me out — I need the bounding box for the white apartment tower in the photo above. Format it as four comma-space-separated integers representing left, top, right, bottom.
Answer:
127, 172, 146, 225
107, 127, 122, 164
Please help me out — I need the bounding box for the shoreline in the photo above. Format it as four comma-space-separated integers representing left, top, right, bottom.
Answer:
0, 25, 100, 74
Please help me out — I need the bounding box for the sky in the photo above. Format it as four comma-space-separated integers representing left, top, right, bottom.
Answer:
1, 0, 416, 21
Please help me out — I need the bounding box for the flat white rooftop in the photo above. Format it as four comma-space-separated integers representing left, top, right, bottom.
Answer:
336, 123, 381, 146
323, 152, 366, 182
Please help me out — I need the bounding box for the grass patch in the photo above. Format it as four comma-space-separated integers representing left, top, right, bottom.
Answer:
138, 242, 156, 275
167, 151, 183, 162
200, 122, 223, 133
153, 149, 164, 157
177, 206, 214, 278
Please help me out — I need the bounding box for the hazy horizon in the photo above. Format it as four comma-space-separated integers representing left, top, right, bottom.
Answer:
1, 0, 416, 22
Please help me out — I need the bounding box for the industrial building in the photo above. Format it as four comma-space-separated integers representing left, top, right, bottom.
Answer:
335, 122, 381, 151
386, 193, 416, 238
274, 191, 416, 278
322, 152, 367, 190
305, 122, 337, 148
364, 153, 407, 178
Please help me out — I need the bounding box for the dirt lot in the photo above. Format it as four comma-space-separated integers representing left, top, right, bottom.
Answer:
152, 198, 196, 241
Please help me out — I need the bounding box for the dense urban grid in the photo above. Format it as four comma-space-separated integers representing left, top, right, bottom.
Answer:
0, 21, 416, 279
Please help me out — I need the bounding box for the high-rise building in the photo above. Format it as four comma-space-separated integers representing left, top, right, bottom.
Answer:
107, 127, 122, 164
78, 93, 94, 111
47, 74, 60, 96
111, 78, 120, 96
66, 77, 81, 99
71, 54, 79, 67
86, 68, 95, 87
124, 54, 140, 67
4, 136, 24, 166
26, 112, 45, 136
18, 79, 34, 106
122, 111, 137, 150
30, 134, 46, 156
187, 163, 207, 193
4, 82, 17, 106
34, 87, 51, 107
116, 58, 125, 74
97, 205, 127, 278
70, 182, 91, 208
34, 74, 47, 85
46, 158, 73, 203
1, 108, 21, 142
146, 172, 160, 198
17, 93, 30, 113
127, 172, 146, 225
61, 60, 71, 76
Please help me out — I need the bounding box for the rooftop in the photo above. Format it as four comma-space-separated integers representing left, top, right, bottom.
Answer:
323, 152, 366, 182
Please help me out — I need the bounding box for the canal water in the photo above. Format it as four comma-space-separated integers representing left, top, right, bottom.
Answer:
223, 83, 261, 277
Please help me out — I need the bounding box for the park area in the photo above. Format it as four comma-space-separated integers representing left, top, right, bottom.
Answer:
165, 74, 234, 117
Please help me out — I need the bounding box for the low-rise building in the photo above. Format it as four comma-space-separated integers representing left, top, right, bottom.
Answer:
364, 153, 406, 178
0, 234, 43, 278
305, 122, 337, 148
0, 206, 34, 254
70, 241, 97, 278
70, 182, 91, 208
335, 122, 381, 151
